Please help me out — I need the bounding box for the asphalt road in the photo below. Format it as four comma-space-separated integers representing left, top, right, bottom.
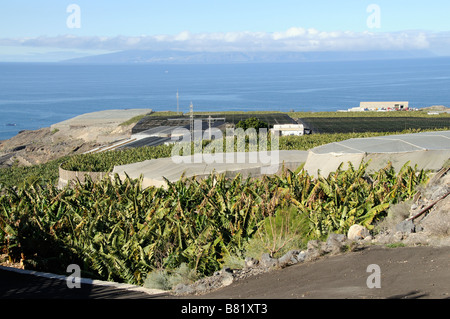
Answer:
0, 268, 167, 299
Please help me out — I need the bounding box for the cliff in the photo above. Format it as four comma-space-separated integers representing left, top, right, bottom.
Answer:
0, 109, 152, 168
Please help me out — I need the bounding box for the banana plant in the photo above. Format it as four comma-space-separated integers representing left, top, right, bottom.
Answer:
0, 158, 429, 286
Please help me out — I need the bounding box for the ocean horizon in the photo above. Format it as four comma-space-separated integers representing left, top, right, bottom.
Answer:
1, 57, 450, 140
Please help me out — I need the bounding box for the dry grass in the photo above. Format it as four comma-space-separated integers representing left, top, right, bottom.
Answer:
420, 197, 450, 237
374, 200, 412, 233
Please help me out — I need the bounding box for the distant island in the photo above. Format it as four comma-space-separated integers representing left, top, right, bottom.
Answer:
63, 49, 438, 64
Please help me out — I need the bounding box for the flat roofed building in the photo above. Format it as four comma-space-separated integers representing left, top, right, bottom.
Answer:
359, 101, 409, 111
271, 124, 304, 136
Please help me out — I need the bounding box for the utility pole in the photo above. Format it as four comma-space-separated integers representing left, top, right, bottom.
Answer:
176, 89, 179, 114
190, 102, 194, 142
207, 115, 212, 139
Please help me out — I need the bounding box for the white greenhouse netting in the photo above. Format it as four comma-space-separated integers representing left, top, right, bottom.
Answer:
112, 150, 308, 188
303, 131, 450, 177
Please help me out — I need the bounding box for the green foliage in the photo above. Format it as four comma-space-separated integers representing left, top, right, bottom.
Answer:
301, 117, 449, 134
60, 144, 174, 172
143, 263, 199, 290
58, 131, 409, 173
148, 111, 183, 117
0, 156, 69, 188
235, 117, 269, 131
246, 205, 308, 259
288, 111, 450, 118
119, 112, 154, 126
143, 269, 172, 290
0, 172, 271, 284
0, 160, 428, 286
286, 161, 428, 239
0, 129, 437, 184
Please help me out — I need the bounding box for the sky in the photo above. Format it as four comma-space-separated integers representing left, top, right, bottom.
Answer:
1, 0, 450, 61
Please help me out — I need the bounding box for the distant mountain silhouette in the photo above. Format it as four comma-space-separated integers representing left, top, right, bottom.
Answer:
63, 49, 437, 64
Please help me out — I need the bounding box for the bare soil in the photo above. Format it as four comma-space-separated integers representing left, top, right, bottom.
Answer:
180, 245, 450, 299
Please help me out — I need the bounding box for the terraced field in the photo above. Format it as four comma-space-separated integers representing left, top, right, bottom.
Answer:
299, 116, 450, 134
132, 111, 450, 135
132, 113, 296, 134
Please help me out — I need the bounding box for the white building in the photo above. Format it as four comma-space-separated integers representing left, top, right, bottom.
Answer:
348, 101, 409, 112
360, 101, 409, 111
271, 124, 304, 136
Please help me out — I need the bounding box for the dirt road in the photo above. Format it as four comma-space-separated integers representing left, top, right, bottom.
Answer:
182, 245, 450, 299
1, 245, 448, 300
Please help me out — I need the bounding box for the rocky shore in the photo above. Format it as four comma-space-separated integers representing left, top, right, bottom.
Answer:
0, 109, 151, 168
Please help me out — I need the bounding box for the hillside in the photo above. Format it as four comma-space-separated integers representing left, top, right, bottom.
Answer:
64, 49, 437, 64
0, 109, 151, 168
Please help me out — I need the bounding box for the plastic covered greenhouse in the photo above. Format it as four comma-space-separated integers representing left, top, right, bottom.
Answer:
303, 131, 450, 177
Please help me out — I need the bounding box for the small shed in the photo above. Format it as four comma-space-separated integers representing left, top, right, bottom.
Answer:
271, 124, 304, 136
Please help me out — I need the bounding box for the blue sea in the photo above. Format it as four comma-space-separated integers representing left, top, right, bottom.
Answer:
1, 57, 450, 140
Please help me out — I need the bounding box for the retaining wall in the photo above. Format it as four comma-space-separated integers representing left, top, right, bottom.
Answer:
58, 164, 109, 189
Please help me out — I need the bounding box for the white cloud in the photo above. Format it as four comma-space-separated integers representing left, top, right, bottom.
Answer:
174, 31, 191, 41
0, 28, 449, 55
273, 27, 307, 40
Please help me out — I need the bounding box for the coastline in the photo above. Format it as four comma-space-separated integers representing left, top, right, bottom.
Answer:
1, 107, 449, 170
2, 57, 450, 141
0, 109, 152, 168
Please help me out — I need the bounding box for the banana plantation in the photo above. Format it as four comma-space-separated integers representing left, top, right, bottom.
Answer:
0, 160, 428, 286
